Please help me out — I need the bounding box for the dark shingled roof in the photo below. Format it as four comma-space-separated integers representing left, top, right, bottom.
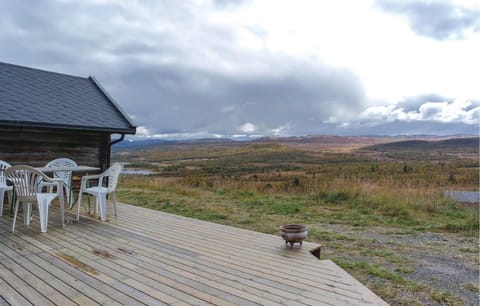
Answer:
0, 62, 136, 134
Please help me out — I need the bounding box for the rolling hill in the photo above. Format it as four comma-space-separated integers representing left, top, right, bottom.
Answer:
364, 137, 479, 153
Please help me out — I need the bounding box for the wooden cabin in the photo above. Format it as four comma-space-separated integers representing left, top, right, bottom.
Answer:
0, 62, 136, 170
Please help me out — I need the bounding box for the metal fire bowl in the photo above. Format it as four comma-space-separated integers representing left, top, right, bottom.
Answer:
279, 224, 308, 247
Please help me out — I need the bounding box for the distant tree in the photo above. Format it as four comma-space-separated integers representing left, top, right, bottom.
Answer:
448, 173, 457, 184
403, 164, 412, 173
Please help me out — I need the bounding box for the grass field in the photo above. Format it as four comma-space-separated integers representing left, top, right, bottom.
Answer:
113, 136, 479, 305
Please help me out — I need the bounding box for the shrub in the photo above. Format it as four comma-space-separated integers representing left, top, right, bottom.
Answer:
315, 191, 350, 204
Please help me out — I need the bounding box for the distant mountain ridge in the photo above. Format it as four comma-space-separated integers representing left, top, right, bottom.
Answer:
114, 138, 173, 148
364, 137, 479, 153
114, 135, 480, 153
113, 137, 237, 148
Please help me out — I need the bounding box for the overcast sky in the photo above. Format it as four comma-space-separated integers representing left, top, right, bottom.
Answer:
1, 0, 479, 139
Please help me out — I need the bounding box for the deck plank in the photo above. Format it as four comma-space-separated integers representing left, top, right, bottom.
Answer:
37, 229, 237, 305
70, 213, 360, 304
0, 219, 146, 306
0, 248, 76, 306
0, 236, 102, 305
0, 202, 388, 306
0, 276, 33, 306
56, 228, 302, 306
0, 260, 54, 306
60, 224, 309, 306
96, 209, 376, 303
0, 232, 100, 304
65, 225, 357, 305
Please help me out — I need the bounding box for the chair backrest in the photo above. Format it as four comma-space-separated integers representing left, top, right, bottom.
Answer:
105, 163, 123, 193
0, 160, 12, 187
5, 165, 49, 201
45, 158, 77, 186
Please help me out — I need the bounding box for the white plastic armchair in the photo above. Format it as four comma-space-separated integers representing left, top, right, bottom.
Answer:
5, 165, 65, 233
45, 158, 77, 207
77, 163, 122, 221
0, 160, 13, 216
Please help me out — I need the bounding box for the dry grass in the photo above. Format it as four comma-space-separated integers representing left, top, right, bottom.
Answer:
113, 138, 479, 305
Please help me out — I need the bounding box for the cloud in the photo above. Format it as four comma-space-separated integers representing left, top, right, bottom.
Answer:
0, 0, 368, 138
0, 1, 477, 138
339, 121, 478, 136
239, 122, 256, 133
374, 0, 480, 40
418, 100, 479, 123
110, 59, 366, 137
136, 126, 152, 136
392, 94, 449, 112
213, 0, 248, 8
360, 97, 480, 128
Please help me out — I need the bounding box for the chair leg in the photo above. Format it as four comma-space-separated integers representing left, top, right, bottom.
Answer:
38, 198, 49, 233
59, 190, 65, 227
12, 199, 20, 233
95, 197, 99, 215
66, 186, 71, 208
0, 189, 5, 216
24, 202, 32, 226
99, 194, 107, 221
112, 192, 117, 217
7, 190, 13, 215
77, 191, 83, 221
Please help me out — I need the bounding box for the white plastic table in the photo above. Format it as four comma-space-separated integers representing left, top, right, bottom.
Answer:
35, 166, 100, 208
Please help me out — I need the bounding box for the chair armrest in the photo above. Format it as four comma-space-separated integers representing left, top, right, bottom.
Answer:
39, 181, 57, 188
81, 173, 105, 188
38, 179, 63, 193
82, 174, 102, 181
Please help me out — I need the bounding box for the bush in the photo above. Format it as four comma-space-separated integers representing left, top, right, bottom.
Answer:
315, 191, 350, 204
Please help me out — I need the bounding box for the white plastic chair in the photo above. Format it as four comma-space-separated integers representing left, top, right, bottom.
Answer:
77, 163, 122, 221
6, 165, 65, 233
0, 160, 13, 216
45, 158, 77, 207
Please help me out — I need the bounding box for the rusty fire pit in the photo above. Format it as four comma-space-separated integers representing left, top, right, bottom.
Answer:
279, 224, 308, 247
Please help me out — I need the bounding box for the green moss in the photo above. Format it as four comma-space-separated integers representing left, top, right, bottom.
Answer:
462, 282, 479, 293
430, 290, 463, 305
334, 259, 405, 284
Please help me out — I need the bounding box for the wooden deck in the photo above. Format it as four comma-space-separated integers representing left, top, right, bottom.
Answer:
0, 202, 387, 305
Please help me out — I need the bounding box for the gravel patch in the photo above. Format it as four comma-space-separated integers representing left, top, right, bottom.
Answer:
310, 224, 479, 305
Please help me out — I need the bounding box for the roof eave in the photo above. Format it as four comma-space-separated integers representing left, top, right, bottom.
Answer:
0, 121, 136, 134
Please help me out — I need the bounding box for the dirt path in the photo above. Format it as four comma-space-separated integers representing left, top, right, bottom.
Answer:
312, 224, 479, 305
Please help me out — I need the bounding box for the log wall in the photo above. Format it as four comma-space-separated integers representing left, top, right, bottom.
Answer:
0, 126, 111, 171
